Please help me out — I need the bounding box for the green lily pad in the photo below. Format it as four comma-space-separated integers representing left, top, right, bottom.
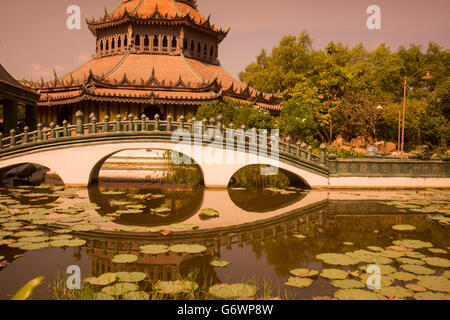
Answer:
155, 280, 199, 295
112, 254, 138, 264
316, 253, 358, 266
334, 289, 383, 300
14, 231, 45, 238
320, 269, 349, 280
18, 242, 50, 251
116, 272, 147, 283
360, 274, 393, 287
379, 250, 404, 259
389, 272, 417, 282
417, 275, 450, 292
139, 244, 169, 255
199, 208, 219, 218
84, 273, 117, 286
115, 226, 139, 232
392, 224, 416, 231
421, 257, 450, 268
123, 291, 150, 300
404, 251, 426, 259
414, 292, 450, 300
53, 229, 73, 234
392, 239, 433, 249
65, 239, 86, 247
210, 260, 231, 268
71, 224, 100, 232
19, 236, 50, 243
169, 244, 207, 254
400, 264, 435, 275
87, 216, 115, 223
170, 224, 199, 231
380, 286, 413, 299
94, 293, 115, 300
360, 264, 396, 275
101, 283, 139, 296
285, 277, 314, 288
332, 279, 365, 289
397, 257, 425, 265
428, 248, 447, 254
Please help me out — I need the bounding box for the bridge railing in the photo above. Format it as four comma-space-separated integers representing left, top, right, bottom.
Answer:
0, 111, 326, 167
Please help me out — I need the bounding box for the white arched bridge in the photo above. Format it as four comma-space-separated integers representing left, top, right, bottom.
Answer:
0, 112, 449, 189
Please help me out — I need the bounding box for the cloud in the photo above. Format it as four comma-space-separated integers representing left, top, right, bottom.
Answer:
24, 63, 67, 81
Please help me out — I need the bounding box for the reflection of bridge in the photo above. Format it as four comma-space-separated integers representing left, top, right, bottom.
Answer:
0, 112, 449, 188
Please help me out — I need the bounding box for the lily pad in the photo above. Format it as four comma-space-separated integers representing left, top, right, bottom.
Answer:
18, 242, 50, 251
334, 289, 383, 300
400, 264, 435, 275
392, 224, 416, 231
169, 244, 207, 254
405, 283, 427, 292
421, 257, 450, 268
210, 260, 231, 268
71, 224, 100, 232
392, 239, 433, 249
94, 293, 115, 300
65, 239, 86, 247
14, 231, 45, 238
209, 283, 256, 299
380, 286, 413, 299
84, 273, 117, 286
414, 292, 450, 300
320, 269, 348, 280
199, 208, 219, 218
316, 253, 358, 266
112, 254, 138, 264
123, 291, 150, 300
417, 275, 450, 292
139, 244, 169, 255
389, 272, 417, 282
360, 273, 393, 287
397, 257, 425, 265
428, 248, 447, 254
101, 283, 139, 296
155, 280, 199, 295
116, 272, 147, 283
285, 277, 314, 288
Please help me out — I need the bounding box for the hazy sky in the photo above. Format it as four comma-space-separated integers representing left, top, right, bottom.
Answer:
0, 0, 449, 81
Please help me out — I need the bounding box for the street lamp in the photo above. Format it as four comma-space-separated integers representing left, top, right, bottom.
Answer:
400, 68, 434, 159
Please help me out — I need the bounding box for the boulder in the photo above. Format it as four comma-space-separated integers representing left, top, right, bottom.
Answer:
385, 142, 397, 153
374, 141, 385, 153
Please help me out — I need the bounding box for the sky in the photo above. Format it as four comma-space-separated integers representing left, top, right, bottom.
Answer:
0, 0, 449, 81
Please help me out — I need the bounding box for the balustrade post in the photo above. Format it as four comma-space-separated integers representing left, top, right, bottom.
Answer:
140, 114, 147, 131
115, 114, 122, 132
103, 115, 110, 133
217, 115, 223, 133
37, 123, 43, 141
62, 120, 69, 137
10, 129, 16, 146
307, 145, 312, 161
179, 115, 185, 130
90, 114, 97, 134
22, 126, 29, 144
202, 119, 208, 134
166, 115, 172, 132
301, 142, 307, 158
190, 117, 196, 134
76, 110, 84, 136
128, 114, 134, 132
286, 136, 291, 154
296, 142, 301, 157
320, 143, 327, 165
134, 116, 139, 131
154, 114, 160, 131
55, 125, 61, 139
49, 122, 55, 139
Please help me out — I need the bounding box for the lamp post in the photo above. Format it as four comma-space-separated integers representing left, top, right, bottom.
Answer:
400, 68, 434, 159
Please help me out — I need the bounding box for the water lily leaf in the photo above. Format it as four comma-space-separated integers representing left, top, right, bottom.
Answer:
115, 226, 139, 232
199, 208, 219, 218
428, 248, 447, 254
48, 240, 70, 247
397, 257, 425, 265
320, 269, 348, 280
170, 224, 199, 231
360, 264, 396, 275
71, 224, 100, 232
18, 242, 50, 251
32, 219, 58, 225
101, 283, 139, 296
360, 274, 393, 287
389, 272, 417, 282
65, 239, 86, 247
50, 235, 73, 241
53, 229, 73, 234
123, 291, 150, 300
334, 289, 383, 300
404, 251, 426, 259
115, 209, 143, 215
380, 286, 413, 299
289, 268, 318, 278
400, 264, 435, 275
169, 244, 207, 254
94, 293, 115, 300
443, 270, 450, 279
86, 216, 115, 223
156, 280, 199, 295
422, 257, 450, 268
379, 250, 404, 259
210, 260, 231, 268
84, 273, 117, 286
332, 279, 365, 289
14, 231, 45, 238
285, 277, 314, 288
392, 224, 416, 231
414, 292, 450, 300
140, 244, 169, 255
316, 253, 358, 266
392, 239, 433, 249
417, 275, 450, 292
116, 272, 147, 283
19, 236, 50, 243
11, 276, 44, 300
112, 254, 138, 264
405, 283, 427, 292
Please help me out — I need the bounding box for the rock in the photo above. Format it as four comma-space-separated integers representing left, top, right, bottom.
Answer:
374, 141, 385, 153
385, 142, 397, 153
350, 136, 366, 149
366, 145, 379, 155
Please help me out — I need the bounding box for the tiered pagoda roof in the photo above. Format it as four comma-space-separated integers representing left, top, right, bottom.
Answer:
22, 0, 280, 112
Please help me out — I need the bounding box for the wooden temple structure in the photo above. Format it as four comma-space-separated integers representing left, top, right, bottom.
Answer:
22, 0, 280, 126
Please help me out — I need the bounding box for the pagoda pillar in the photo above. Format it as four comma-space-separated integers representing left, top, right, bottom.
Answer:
3, 99, 17, 135
25, 104, 38, 131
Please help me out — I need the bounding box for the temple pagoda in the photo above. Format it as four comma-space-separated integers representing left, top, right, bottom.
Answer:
23, 0, 280, 126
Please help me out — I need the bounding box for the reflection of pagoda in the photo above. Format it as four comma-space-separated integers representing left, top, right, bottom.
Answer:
24, 0, 280, 126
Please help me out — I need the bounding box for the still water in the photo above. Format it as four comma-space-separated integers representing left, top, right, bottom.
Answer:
0, 153, 449, 300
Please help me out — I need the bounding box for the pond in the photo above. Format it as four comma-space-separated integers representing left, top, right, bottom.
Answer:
0, 154, 449, 300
